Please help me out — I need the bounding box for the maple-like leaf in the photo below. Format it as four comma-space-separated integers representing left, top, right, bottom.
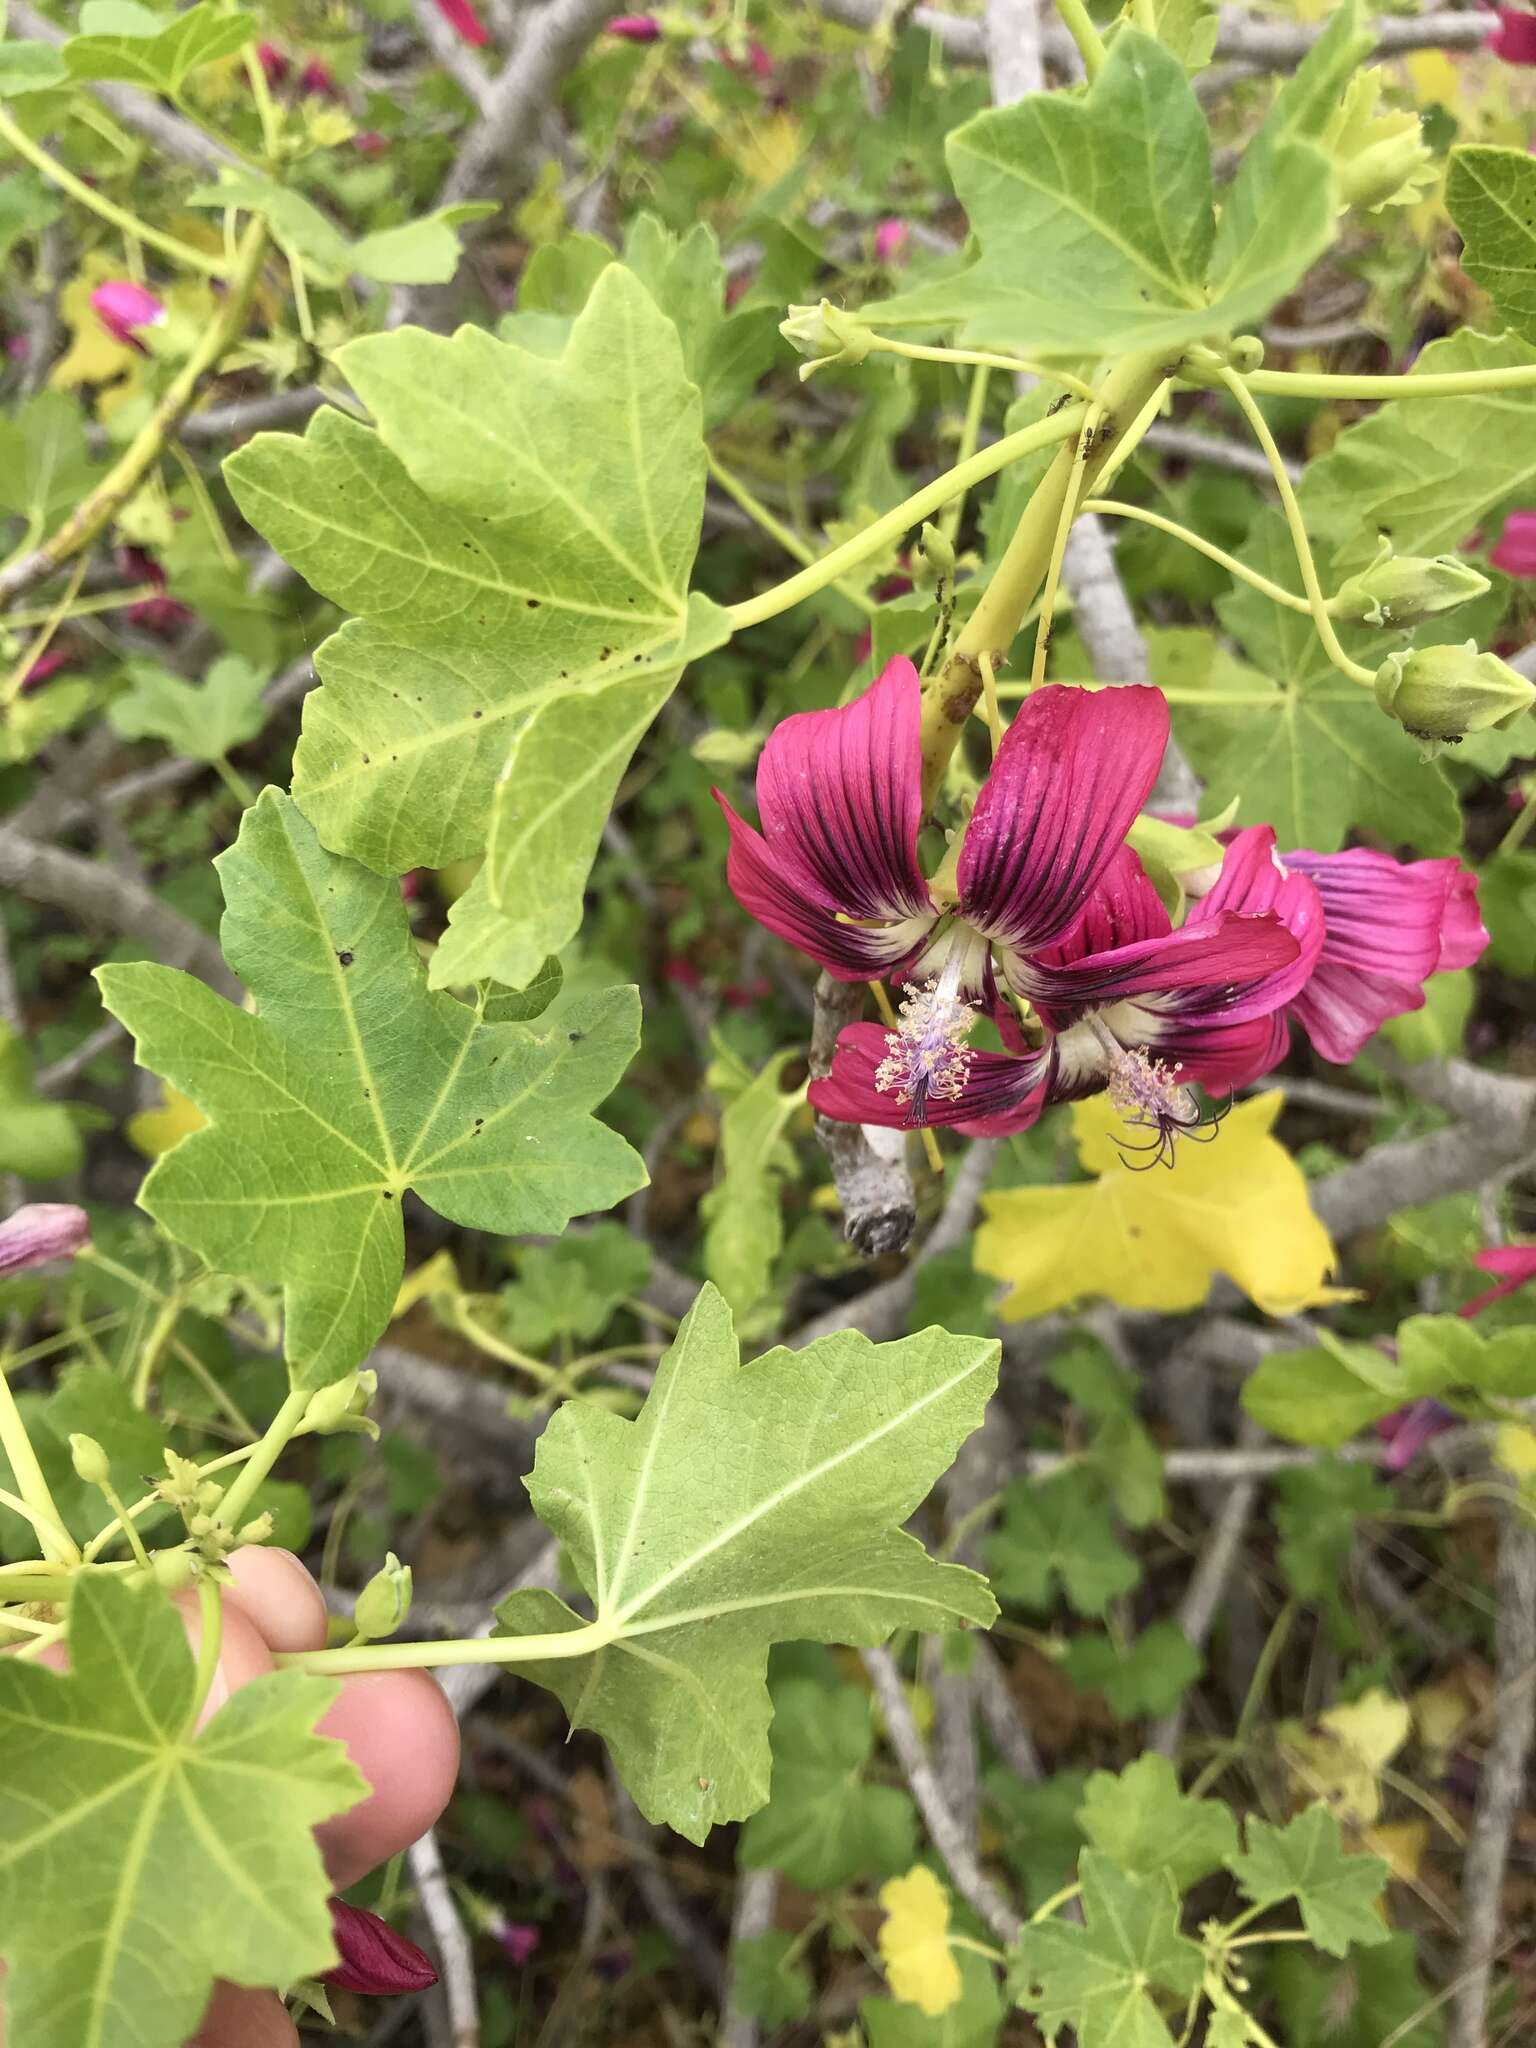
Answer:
1061, 1624, 1202, 1720
0, 1574, 364, 2048
738, 1675, 916, 1890
1225, 1805, 1390, 1957
1077, 1755, 1239, 1892
974, 1094, 1342, 1320
985, 1469, 1139, 1619
97, 790, 645, 1385
494, 1285, 998, 1841
1010, 1850, 1203, 2048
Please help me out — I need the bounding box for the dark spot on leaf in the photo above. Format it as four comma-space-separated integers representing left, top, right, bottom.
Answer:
381, 1189, 393, 1199
526, 597, 540, 609
568, 1031, 585, 1044
337, 950, 354, 967
473, 709, 483, 719
362, 753, 371, 764
599, 647, 612, 660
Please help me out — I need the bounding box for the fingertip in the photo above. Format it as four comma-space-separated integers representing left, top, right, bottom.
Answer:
316, 1671, 461, 1889
224, 1547, 330, 1654
187, 1983, 298, 2048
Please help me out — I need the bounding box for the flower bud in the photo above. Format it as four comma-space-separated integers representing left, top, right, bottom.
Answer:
302, 1372, 363, 1434
152, 1547, 197, 1592
606, 13, 662, 40
0, 1204, 89, 1276
90, 280, 166, 354
779, 299, 874, 380
69, 1433, 111, 1488
235, 1513, 274, 1547
914, 521, 956, 586
1332, 543, 1491, 629
1374, 642, 1536, 745
353, 1553, 413, 1641
1227, 334, 1265, 375
1325, 71, 1435, 213
326, 1900, 437, 1996
874, 217, 909, 266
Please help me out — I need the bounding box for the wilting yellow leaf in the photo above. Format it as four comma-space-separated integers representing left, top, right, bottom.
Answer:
392, 1248, 460, 1319
877, 1866, 962, 2018
1412, 1667, 1485, 1777
127, 1085, 206, 1159
1364, 1821, 1429, 1883
1280, 1688, 1410, 1827
975, 1093, 1345, 1319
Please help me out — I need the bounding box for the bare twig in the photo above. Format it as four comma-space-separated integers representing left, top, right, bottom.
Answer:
1449, 1513, 1536, 2048
861, 1645, 1023, 1943
0, 824, 238, 997
411, 0, 495, 110
721, 1868, 779, 2048
408, 1829, 481, 2048
436, 1540, 561, 1720
1143, 421, 1300, 485
984, 0, 1043, 101
972, 1638, 1042, 1782
808, 973, 917, 1260
605, 1765, 728, 1999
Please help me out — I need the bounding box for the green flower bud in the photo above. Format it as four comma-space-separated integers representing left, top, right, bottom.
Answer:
1227, 335, 1265, 376
151, 1547, 198, 1592
68, 1433, 110, 1488
235, 1512, 274, 1548
1325, 71, 1435, 214
915, 521, 956, 586
353, 1553, 413, 1642
302, 1371, 363, 1435
1374, 642, 1536, 746
1332, 542, 1491, 629
779, 299, 874, 380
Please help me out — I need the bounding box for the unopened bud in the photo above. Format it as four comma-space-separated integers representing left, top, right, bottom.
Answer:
1332, 543, 1490, 628
152, 1547, 197, 1592
302, 1372, 363, 1434
195, 1480, 223, 1512
353, 1553, 413, 1641
1326, 71, 1435, 214
188, 1512, 217, 1540
915, 521, 956, 586
68, 1433, 110, 1488
779, 299, 874, 380
1374, 642, 1536, 747
1227, 334, 1265, 375
235, 1513, 274, 1548
0, 1203, 89, 1276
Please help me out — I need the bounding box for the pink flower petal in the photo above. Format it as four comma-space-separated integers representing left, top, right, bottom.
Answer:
0, 1204, 90, 1276
1187, 826, 1324, 1012
434, 0, 490, 45
607, 13, 662, 41
1490, 509, 1536, 577
90, 280, 165, 350
956, 684, 1170, 954
1488, 8, 1536, 64
325, 1900, 438, 1996
1459, 1242, 1536, 1318
808, 1021, 1049, 1130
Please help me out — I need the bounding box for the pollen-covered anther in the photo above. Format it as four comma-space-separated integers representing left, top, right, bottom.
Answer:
1104, 1046, 1213, 1168
873, 976, 977, 1113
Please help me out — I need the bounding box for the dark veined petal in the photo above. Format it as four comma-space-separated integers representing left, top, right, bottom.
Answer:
1149, 1011, 1291, 1091
1017, 911, 1301, 1030
718, 795, 935, 980
956, 683, 1169, 952
752, 655, 932, 923
1185, 826, 1323, 1015
807, 1021, 1049, 1130
325, 1900, 438, 1996
1030, 844, 1170, 967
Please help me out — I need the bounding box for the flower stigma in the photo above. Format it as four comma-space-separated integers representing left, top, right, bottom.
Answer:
1087, 1018, 1219, 1169
874, 953, 977, 1124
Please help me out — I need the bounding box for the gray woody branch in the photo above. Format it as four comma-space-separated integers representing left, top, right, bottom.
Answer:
808, 973, 918, 1260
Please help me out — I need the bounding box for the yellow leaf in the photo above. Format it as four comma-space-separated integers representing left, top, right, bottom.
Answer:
975, 1093, 1344, 1319
51, 257, 143, 392
392, 1248, 459, 1319
1363, 1820, 1429, 1883
1493, 1421, 1536, 1478
1280, 1688, 1410, 1828
127, 1085, 207, 1160
877, 1866, 962, 2019
1412, 1667, 1484, 1777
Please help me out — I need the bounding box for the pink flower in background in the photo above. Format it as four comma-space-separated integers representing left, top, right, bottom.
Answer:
299, 57, 340, 98
1491, 510, 1536, 577
1460, 1242, 1536, 1318
0, 1205, 90, 1275
353, 131, 389, 156
21, 646, 72, 692
608, 14, 663, 41
494, 1919, 541, 1966
1376, 1398, 1458, 1472
90, 280, 165, 353
435, 0, 490, 45
1487, 6, 1536, 62
874, 218, 909, 265
745, 38, 775, 79
255, 41, 289, 85
325, 1901, 438, 1996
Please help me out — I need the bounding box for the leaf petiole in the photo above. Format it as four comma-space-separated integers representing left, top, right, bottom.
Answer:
1053, 0, 1108, 77
1082, 497, 1314, 612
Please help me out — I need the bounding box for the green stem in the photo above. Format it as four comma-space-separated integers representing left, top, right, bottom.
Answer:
188, 1576, 224, 1728
708, 452, 876, 616
215, 1386, 309, 1533
1492, 782, 1536, 863
0, 1368, 79, 1565
941, 362, 993, 545
0, 106, 233, 279
919, 351, 1168, 800
1, 584, 158, 630
868, 334, 1096, 402
130, 1289, 182, 1408
0, 219, 269, 609
725, 402, 1087, 634
2, 556, 88, 706
1230, 364, 1536, 402
276, 1615, 617, 1677
1215, 367, 1376, 689
211, 754, 257, 807
0, 1484, 77, 1556
1083, 497, 1314, 611
1027, 1880, 1082, 1925
1053, 0, 1107, 75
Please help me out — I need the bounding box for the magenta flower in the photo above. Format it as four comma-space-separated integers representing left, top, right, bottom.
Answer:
1376, 1397, 1458, 1473
255, 41, 289, 86
299, 57, 340, 98
1460, 1242, 1536, 1318
353, 130, 389, 156
874, 218, 909, 265
1491, 510, 1536, 577
434, 0, 490, 45
90, 280, 165, 353
719, 660, 1304, 1141
608, 13, 663, 41
495, 1918, 541, 1966
325, 1900, 437, 1996
21, 646, 73, 692
0, 1205, 90, 1276
1488, 6, 1536, 62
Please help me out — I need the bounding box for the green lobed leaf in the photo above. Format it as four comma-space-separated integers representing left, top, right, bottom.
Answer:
871, 30, 1334, 360
0, 1573, 364, 2048
1060, 1624, 1201, 1720
989, 1768, 1088, 1912
1302, 329, 1536, 572
493, 1285, 997, 1841
225, 266, 723, 897
738, 1675, 917, 1889
187, 171, 494, 286
0, 40, 67, 94
731, 1931, 815, 2026
700, 1047, 806, 1319
500, 1222, 651, 1350
96, 790, 645, 1386
1272, 1460, 1391, 1646
1445, 145, 1536, 345
1077, 1754, 1239, 1892
64, 1, 254, 93
1266, 1929, 1445, 2047
0, 1022, 82, 1179
985, 1469, 1139, 1619
1009, 1850, 1204, 2048
0, 173, 60, 261
1226, 1804, 1390, 1957
108, 654, 269, 764
1246, 1315, 1536, 1446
